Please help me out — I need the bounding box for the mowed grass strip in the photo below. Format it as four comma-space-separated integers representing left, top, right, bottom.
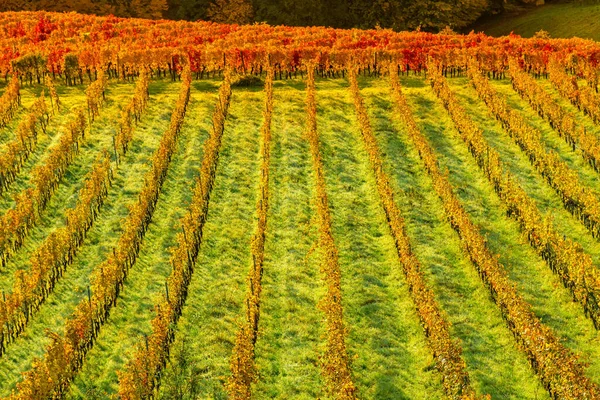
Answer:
468, 68, 600, 245
358, 76, 545, 399
0, 83, 89, 211
155, 84, 263, 399
431, 68, 600, 331
246, 79, 324, 399
356, 70, 480, 398
0, 82, 132, 289
66, 80, 219, 398
226, 69, 273, 398
304, 68, 357, 398
488, 77, 600, 198
394, 74, 599, 397
3, 70, 192, 398
0, 80, 182, 396
442, 76, 600, 381
0, 94, 52, 198
3, 73, 600, 397
539, 72, 600, 137
445, 76, 600, 265
0, 80, 125, 270
506, 60, 600, 179
392, 73, 600, 392
115, 75, 231, 399
331, 72, 460, 398
0, 83, 43, 146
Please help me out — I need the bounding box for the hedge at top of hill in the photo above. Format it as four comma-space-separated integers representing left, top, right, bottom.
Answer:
0, 0, 545, 33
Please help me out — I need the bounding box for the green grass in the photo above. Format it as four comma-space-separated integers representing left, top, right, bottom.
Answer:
359, 76, 546, 398
246, 80, 324, 399
0, 81, 183, 395
0, 83, 91, 212
0, 83, 143, 293
442, 76, 600, 381
470, 2, 600, 40
0, 73, 599, 399
67, 82, 218, 398
0, 87, 43, 145
316, 78, 444, 399
158, 86, 265, 399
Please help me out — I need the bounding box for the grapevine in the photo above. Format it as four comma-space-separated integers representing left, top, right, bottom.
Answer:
226, 67, 273, 399
0, 93, 50, 196
4, 67, 192, 400
430, 62, 600, 329
397, 62, 599, 399
0, 106, 87, 267
0, 75, 21, 129
507, 58, 600, 174
0, 70, 150, 356
306, 65, 357, 399
118, 69, 232, 400
350, 67, 477, 399
548, 59, 600, 127
45, 75, 61, 113
468, 59, 600, 240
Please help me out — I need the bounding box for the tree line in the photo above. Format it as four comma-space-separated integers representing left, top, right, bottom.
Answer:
0, 0, 520, 32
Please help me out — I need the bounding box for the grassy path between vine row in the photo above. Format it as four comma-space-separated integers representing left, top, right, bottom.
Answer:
1, 76, 599, 398
0, 83, 135, 290
0, 83, 113, 213
438, 76, 600, 383
316, 78, 446, 399
0, 85, 41, 146
67, 80, 219, 398
358, 76, 546, 398
490, 78, 600, 199
446, 77, 600, 267
241, 80, 324, 399
156, 85, 263, 399
0, 81, 181, 396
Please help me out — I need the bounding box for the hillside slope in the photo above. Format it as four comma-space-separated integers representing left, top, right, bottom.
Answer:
470, 2, 600, 40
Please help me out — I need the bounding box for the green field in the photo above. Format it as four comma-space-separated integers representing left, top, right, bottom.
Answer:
0, 70, 599, 399
470, 2, 600, 40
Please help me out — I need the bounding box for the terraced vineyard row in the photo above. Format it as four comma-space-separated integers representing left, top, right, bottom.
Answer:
1, 59, 600, 400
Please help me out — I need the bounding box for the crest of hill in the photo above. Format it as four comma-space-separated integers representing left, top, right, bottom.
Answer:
471, 2, 600, 40
0, 10, 599, 80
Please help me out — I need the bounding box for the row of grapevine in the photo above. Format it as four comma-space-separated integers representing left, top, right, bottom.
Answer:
0, 107, 87, 268
5, 10, 600, 78
429, 64, 600, 328
349, 68, 476, 399
0, 93, 50, 196
0, 75, 21, 128
0, 74, 109, 268
548, 60, 600, 126
571, 59, 600, 94
118, 71, 233, 400
400, 62, 599, 399
305, 66, 357, 399
85, 70, 107, 123
0, 71, 150, 357
45, 75, 61, 112
507, 58, 600, 173
467, 61, 600, 239
0, 154, 111, 354
114, 70, 150, 158
226, 68, 273, 399
5, 67, 192, 400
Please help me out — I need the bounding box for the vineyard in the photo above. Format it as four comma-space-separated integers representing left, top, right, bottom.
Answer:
1, 10, 600, 400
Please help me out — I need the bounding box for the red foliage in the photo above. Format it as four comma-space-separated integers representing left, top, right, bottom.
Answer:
32, 15, 57, 43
